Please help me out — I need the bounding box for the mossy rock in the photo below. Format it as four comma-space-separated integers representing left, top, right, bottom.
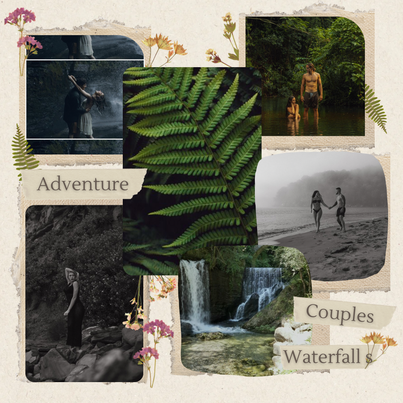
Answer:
242, 275, 307, 333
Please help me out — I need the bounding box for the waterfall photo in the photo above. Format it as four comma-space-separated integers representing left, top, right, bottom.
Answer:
26, 60, 142, 153
122, 67, 262, 275
27, 35, 144, 60
179, 246, 312, 376
25, 205, 144, 382
246, 17, 365, 136
256, 152, 388, 282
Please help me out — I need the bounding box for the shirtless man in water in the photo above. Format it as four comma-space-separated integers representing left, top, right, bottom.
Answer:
329, 187, 346, 232
300, 63, 323, 120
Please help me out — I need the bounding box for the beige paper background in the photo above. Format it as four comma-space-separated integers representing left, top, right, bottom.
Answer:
280, 345, 379, 369
1, 1, 403, 402
294, 297, 396, 329
22, 169, 147, 199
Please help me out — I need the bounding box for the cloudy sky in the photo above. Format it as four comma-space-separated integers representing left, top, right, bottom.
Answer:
255, 152, 384, 207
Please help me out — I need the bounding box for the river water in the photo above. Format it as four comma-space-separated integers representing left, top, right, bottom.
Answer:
262, 97, 365, 136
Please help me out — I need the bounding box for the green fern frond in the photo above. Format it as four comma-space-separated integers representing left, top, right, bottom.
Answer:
125, 67, 261, 250
144, 179, 227, 195
12, 124, 40, 181
365, 84, 387, 133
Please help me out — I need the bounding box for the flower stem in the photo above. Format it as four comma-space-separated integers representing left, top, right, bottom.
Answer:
231, 32, 238, 51
150, 48, 160, 67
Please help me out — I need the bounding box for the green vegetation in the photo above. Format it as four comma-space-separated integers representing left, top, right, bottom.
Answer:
123, 68, 261, 275
246, 17, 365, 106
26, 206, 139, 328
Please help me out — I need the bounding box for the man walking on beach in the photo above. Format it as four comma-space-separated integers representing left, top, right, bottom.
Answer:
329, 187, 346, 232
300, 62, 323, 120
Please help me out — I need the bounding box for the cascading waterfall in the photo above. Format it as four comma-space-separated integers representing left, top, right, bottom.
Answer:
180, 260, 210, 330
233, 267, 284, 321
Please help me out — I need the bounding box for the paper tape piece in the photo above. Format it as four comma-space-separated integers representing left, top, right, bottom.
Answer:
280, 345, 379, 370
22, 169, 147, 200
294, 297, 396, 329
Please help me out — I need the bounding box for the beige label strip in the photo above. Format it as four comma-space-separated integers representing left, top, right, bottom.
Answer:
281, 345, 379, 370
294, 297, 396, 329
22, 169, 146, 199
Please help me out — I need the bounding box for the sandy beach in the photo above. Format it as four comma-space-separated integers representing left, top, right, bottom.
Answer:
260, 217, 388, 282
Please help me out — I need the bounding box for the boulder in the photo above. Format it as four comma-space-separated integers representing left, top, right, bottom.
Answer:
273, 341, 290, 356
76, 354, 97, 368
122, 327, 143, 351
243, 293, 259, 319
181, 321, 194, 336
69, 349, 143, 382
91, 328, 122, 344
40, 348, 76, 381
274, 324, 294, 343
82, 326, 104, 344
272, 355, 283, 371
57, 347, 85, 364
297, 324, 313, 333
196, 332, 231, 341
65, 365, 88, 382
90, 344, 116, 356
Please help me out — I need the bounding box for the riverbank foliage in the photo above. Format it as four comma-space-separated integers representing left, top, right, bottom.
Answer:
246, 17, 365, 106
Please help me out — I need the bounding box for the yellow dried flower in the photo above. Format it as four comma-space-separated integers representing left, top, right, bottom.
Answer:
155, 34, 172, 50
370, 332, 385, 344
385, 336, 398, 347
142, 36, 156, 47
173, 41, 187, 55
360, 334, 372, 344
222, 12, 232, 23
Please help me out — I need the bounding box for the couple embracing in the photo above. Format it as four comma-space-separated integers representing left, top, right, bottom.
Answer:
311, 187, 346, 233
63, 75, 105, 139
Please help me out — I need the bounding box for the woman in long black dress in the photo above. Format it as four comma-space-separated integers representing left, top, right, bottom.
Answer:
64, 268, 85, 348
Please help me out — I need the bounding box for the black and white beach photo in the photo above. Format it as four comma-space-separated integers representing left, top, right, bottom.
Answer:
256, 152, 388, 281
27, 35, 144, 60
25, 205, 143, 382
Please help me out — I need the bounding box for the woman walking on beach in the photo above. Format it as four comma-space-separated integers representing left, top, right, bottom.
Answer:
64, 268, 85, 348
311, 190, 329, 233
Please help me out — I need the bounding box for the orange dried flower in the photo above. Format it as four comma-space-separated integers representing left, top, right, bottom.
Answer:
173, 41, 187, 55
360, 334, 372, 344
142, 36, 156, 47
385, 336, 398, 347
370, 332, 385, 344
155, 34, 172, 50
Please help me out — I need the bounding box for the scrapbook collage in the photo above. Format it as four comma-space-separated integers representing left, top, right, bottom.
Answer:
0, 0, 402, 402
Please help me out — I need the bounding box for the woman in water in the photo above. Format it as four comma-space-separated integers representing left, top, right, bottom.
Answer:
68, 75, 106, 139
64, 268, 85, 348
286, 96, 301, 120
311, 190, 329, 233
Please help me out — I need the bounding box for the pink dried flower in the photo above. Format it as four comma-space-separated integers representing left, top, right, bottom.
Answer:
133, 347, 159, 360
4, 8, 35, 26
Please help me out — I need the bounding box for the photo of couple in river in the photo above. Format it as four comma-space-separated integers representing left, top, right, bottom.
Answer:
246, 16, 365, 136
26, 60, 142, 154
256, 152, 388, 282
179, 246, 312, 376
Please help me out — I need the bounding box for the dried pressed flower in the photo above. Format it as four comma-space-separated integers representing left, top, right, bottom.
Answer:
360, 334, 372, 344
385, 336, 398, 347
224, 22, 236, 33
155, 34, 172, 50
142, 36, 157, 47
173, 41, 187, 55
370, 332, 385, 344
222, 12, 232, 23
223, 30, 231, 39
